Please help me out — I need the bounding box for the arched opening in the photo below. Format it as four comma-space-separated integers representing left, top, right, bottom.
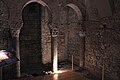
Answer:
17, 0, 53, 75
66, 3, 82, 20
59, 3, 85, 70
66, 5, 82, 66
20, 2, 42, 73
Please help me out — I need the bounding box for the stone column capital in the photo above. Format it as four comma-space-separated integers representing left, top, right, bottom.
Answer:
52, 27, 59, 37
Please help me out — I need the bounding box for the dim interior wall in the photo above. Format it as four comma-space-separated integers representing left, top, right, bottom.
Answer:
58, 7, 68, 62
85, 0, 100, 21
85, 18, 120, 80
58, 25, 68, 61
41, 7, 51, 64
0, 1, 15, 79
85, 1, 120, 80
0, 0, 12, 51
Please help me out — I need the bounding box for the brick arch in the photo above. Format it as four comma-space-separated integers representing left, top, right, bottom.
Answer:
19, 1, 52, 74
62, 0, 89, 21
61, 1, 87, 67
65, 3, 82, 21
10, 0, 52, 38
22, 0, 52, 24
62, 2, 88, 29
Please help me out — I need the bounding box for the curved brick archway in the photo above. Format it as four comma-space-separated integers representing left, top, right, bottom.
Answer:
64, 0, 88, 21
21, 0, 53, 64
11, 0, 52, 37
22, 0, 52, 24
12, 0, 53, 76
19, 0, 54, 73
60, 2, 86, 68
20, 2, 43, 73
66, 3, 82, 21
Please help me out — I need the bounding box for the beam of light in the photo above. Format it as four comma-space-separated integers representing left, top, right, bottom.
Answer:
0, 51, 9, 61
53, 73, 58, 80
53, 70, 71, 80
53, 69, 70, 74
53, 53, 58, 73
53, 45, 58, 73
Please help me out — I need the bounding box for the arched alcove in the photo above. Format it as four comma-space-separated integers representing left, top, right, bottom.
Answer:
59, 3, 85, 68
20, 2, 43, 73
66, 4, 82, 66
22, 0, 52, 22
20, 1, 52, 73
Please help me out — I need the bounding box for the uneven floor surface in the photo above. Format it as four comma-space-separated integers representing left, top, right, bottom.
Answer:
11, 70, 90, 80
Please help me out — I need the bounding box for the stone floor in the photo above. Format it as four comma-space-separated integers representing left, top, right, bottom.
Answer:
11, 70, 90, 80
10, 61, 100, 80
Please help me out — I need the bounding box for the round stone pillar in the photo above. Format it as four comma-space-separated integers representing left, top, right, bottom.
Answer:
51, 27, 59, 73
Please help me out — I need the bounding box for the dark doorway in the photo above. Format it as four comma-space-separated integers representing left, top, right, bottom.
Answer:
20, 2, 42, 73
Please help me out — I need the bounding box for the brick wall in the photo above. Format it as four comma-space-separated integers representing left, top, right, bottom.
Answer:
85, 0, 120, 79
